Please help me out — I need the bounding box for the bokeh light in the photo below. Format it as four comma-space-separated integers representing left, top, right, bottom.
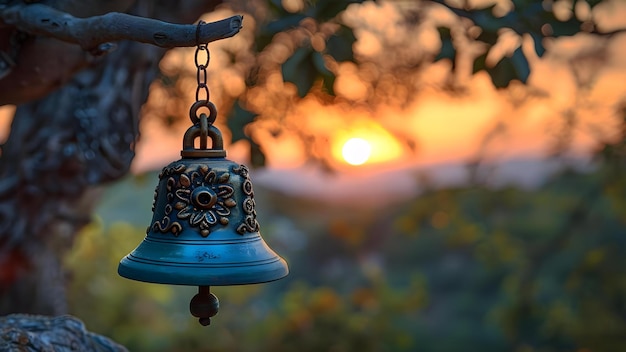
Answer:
341, 137, 371, 165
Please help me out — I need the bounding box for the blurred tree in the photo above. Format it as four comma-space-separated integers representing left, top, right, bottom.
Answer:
0, 0, 624, 337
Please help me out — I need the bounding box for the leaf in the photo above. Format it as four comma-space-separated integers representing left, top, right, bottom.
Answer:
435, 27, 455, 65
583, 0, 604, 8
466, 4, 504, 33
257, 14, 308, 52
473, 53, 487, 74
264, 14, 308, 35
226, 102, 265, 166
227, 101, 257, 143
476, 29, 499, 46
489, 57, 515, 88
479, 47, 530, 88
312, 51, 336, 95
258, 0, 366, 52
281, 26, 356, 98
282, 47, 317, 97
322, 74, 336, 96
310, 0, 370, 22
529, 32, 546, 57
510, 47, 530, 83
249, 141, 266, 168
548, 17, 583, 37
325, 25, 356, 63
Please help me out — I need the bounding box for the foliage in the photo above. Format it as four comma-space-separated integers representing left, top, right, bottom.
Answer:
222, 0, 623, 166
259, 0, 360, 96
141, 0, 625, 168
226, 0, 364, 164
434, 0, 608, 87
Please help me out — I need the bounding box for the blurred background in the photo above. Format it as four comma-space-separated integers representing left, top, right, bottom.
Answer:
4, 0, 626, 351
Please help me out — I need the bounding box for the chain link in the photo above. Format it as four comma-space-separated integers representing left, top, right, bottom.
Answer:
194, 44, 210, 103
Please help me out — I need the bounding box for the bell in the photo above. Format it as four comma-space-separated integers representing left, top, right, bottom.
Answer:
118, 104, 289, 326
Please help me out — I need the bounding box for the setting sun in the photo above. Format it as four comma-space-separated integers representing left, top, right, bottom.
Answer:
330, 118, 405, 167
342, 137, 372, 165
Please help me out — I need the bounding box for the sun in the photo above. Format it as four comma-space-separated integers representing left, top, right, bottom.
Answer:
342, 137, 372, 165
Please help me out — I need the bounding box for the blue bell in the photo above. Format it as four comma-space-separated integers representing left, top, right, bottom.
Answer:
118, 110, 288, 325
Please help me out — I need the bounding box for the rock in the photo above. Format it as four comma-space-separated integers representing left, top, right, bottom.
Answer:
0, 314, 127, 352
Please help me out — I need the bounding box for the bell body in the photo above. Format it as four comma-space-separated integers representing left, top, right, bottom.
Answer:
118, 156, 289, 286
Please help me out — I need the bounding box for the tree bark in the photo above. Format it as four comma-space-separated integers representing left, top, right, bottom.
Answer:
0, 1, 237, 105
1, 4, 242, 50
0, 0, 222, 315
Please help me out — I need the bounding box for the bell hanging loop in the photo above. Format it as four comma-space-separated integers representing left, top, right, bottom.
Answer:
181, 114, 225, 158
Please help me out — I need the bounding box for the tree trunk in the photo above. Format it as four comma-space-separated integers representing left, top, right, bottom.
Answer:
0, 0, 221, 315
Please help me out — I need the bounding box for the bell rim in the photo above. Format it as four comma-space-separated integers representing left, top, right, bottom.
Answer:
122, 251, 285, 267
118, 254, 289, 286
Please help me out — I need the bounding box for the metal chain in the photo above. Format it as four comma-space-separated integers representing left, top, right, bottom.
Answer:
190, 21, 218, 125
194, 44, 210, 103
188, 21, 219, 150
189, 21, 217, 125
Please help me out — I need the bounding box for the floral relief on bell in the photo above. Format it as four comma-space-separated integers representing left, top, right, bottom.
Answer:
150, 161, 262, 238
173, 164, 236, 237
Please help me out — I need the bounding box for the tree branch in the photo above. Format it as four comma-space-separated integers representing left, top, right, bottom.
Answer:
0, 3, 242, 50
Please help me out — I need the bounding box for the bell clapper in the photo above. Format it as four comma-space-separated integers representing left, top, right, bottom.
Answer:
190, 285, 220, 326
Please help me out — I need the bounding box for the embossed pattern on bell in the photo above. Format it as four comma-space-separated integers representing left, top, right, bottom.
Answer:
149, 160, 257, 238
118, 156, 288, 286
